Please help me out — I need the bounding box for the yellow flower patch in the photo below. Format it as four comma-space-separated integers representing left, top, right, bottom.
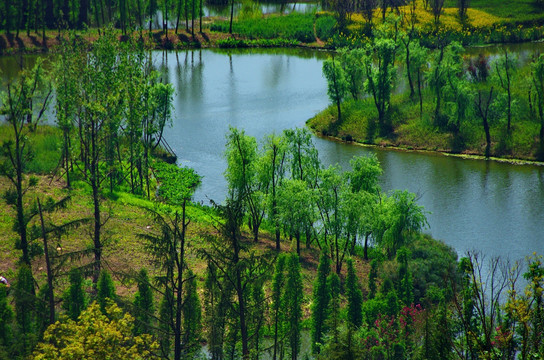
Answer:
348, 0, 501, 32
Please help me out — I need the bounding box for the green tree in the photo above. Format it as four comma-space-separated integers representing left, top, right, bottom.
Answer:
409, 41, 429, 118
311, 251, 331, 353
225, 127, 265, 243
0, 284, 13, 348
396, 247, 414, 306
53, 35, 85, 189
148, 0, 159, 34
63, 268, 88, 321
430, 0, 445, 27
345, 154, 382, 258
260, 133, 287, 250
14, 264, 36, 355
278, 179, 316, 255
323, 56, 348, 124
248, 275, 266, 358
327, 272, 341, 343
493, 49, 518, 135
375, 190, 427, 258
428, 41, 464, 129
523, 255, 544, 357
362, 38, 397, 136
346, 258, 363, 328
203, 261, 229, 360
33, 302, 159, 360
284, 254, 303, 360
200, 197, 270, 360
133, 268, 154, 336
97, 270, 116, 314
368, 258, 379, 299
158, 290, 173, 358
271, 253, 287, 360
458, 0, 469, 23
474, 87, 496, 158
183, 269, 202, 358
339, 48, 366, 100
284, 128, 320, 186
443, 59, 473, 138
0, 58, 52, 267
316, 165, 349, 274
68, 31, 123, 285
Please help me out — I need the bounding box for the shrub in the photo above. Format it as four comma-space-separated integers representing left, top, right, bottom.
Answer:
315, 15, 337, 41
212, 14, 315, 42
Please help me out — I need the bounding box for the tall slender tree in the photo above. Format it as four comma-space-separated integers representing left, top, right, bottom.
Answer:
346, 258, 363, 328
284, 254, 303, 360
311, 251, 331, 353
0, 58, 52, 267
133, 268, 155, 336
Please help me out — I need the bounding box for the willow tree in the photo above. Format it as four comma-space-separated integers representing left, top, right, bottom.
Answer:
428, 41, 464, 129
323, 56, 348, 124
261, 133, 287, 250
375, 190, 427, 258
54, 35, 86, 189
225, 127, 266, 243
315, 165, 352, 274
277, 179, 316, 255
493, 49, 518, 134
362, 38, 397, 136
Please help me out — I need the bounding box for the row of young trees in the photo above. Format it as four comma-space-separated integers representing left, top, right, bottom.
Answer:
0, 31, 181, 358
224, 126, 427, 269
323, 18, 544, 159
0, 0, 207, 37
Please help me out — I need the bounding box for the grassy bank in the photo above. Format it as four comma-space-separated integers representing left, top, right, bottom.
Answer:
4, 0, 544, 56
308, 92, 544, 162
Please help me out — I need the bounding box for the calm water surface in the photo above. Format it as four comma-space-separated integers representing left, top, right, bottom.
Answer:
1, 46, 543, 262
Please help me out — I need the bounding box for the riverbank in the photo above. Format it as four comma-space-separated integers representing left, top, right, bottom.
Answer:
309, 58, 544, 164
312, 130, 544, 167
0, 28, 281, 55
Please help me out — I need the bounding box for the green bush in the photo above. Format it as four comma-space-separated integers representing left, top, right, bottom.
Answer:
211, 14, 315, 42
315, 15, 337, 41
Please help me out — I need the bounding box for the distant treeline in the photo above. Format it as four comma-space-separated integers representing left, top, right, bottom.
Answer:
0, 0, 206, 36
